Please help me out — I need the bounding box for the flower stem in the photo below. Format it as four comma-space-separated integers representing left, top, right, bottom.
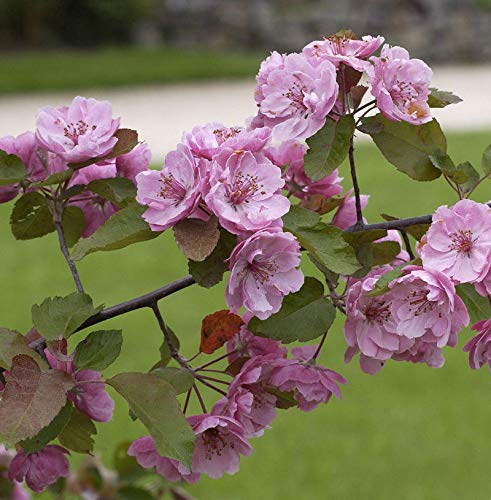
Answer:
348, 135, 364, 229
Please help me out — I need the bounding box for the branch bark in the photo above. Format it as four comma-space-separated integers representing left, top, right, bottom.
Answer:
54, 220, 84, 293
348, 136, 364, 228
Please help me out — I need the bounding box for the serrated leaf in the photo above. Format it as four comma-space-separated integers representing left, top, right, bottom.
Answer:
188, 230, 237, 288
456, 283, 491, 324
359, 114, 444, 181
71, 203, 161, 260
35, 169, 73, 187
87, 177, 136, 207
200, 310, 244, 354
427, 88, 463, 108
174, 216, 220, 262
62, 205, 85, 247
151, 367, 195, 395
19, 402, 73, 453
482, 145, 491, 175
304, 115, 356, 182
107, 372, 195, 467
0, 150, 26, 185
10, 192, 55, 240
283, 206, 361, 275
0, 328, 48, 369
429, 152, 469, 184
32, 292, 103, 340
0, 355, 74, 445
248, 277, 336, 343
456, 161, 481, 194
74, 329, 123, 371
58, 407, 97, 453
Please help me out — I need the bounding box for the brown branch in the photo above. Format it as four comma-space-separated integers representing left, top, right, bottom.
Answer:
54, 221, 84, 293
348, 136, 364, 229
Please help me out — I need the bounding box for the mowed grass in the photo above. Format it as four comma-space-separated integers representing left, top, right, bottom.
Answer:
1, 130, 491, 500
0, 47, 262, 95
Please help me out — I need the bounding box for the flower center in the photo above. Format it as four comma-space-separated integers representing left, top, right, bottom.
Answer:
202, 428, 232, 460
364, 299, 392, 325
158, 173, 187, 205
213, 127, 241, 143
283, 80, 308, 112
62, 120, 96, 145
226, 171, 262, 205
391, 79, 424, 115
248, 260, 279, 285
449, 229, 474, 254
405, 288, 434, 316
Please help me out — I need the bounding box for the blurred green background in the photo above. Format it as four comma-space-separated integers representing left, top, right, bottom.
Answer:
1, 131, 490, 499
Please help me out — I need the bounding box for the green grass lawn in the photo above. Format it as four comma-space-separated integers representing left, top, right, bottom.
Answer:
0, 47, 262, 95
1, 130, 491, 499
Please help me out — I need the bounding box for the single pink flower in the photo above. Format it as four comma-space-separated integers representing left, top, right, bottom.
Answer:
182, 122, 242, 160
463, 319, 491, 371
115, 143, 151, 183
475, 269, 491, 297
205, 149, 289, 235
8, 446, 69, 493
269, 345, 347, 412
188, 414, 252, 479
35, 96, 120, 163
72, 370, 115, 423
266, 140, 343, 200
367, 45, 432, 125
331, 189, 370, 230
389, 266, 469, 348
0, 132, 45, 203
253, 52, 338, 141
226, 229, 304, 319
128, 436, 200, 484
212, 355, 278, 437
392, 337, 445, 368
136, 144, 203, 231
0, 445, 30, 500
303, 33, 384, 71
420, 200, 491, 284
255, 51, 286, 103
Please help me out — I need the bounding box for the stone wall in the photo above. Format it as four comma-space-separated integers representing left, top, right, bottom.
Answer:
147, 0, 491, 63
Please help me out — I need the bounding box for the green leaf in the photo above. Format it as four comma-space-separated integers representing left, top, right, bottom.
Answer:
188, 230, 237, 288
32, 292, 103, 340
0, 355, 74, 445
174, 216, 220, 262
19, 402, 73, 453
355, 241, 401, 269
427, 88, 463, 108
58, 408, 97, 454
118, 486, 154, 500
151, 367, 195, 395
35, 169, 73, 187
107, 372, 195, 467
268, 388, 298, 409
304, 115, 356, 181
10, 192, 55, 240
283, 206, 361, 276
456, 283, 491, 324
62, 205, 85, 247
87, 177, 137, 207
0, 150, 26, 185
456, 161, 481, 194
482, 144, 491, 175
369, 265, 407, 297
71, 203, 161, 260
248, 277, 336, 343
74, 329, 123, 371
113, 441, 147, 480
0, 328, 48, 369
429, 152, 469, 184
359, 114, 444, 181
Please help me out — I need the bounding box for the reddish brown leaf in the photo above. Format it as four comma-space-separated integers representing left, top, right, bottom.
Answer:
0, 354, 74, 445
174, 216, 220, 262
299, 194, 344, 215
200, 310, 244, 354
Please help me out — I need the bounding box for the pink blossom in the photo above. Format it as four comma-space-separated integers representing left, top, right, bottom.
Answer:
115, 143, 151, 183
475, 269, 491, 297
254, 52, 338, 141
389, 266, 469, 348
226, 321, 287, 364
303, 33, 384, 71
266, 140, 343, 200
35, 96, 120, 163
420, 200, 491, 284
0, 445, 30, 500
8, 446, 69, 493
367, 45, 433, 125
72, 370, 115, 422
136, 144, 203, 231
128, 436, 200, 484
344, 268, 411, 374
463, 319, 491, 371
205, 149, 289, 235
212, 355, 278, 437
0, 132, 45, 203
392, 338, 445, 368
255, 51, 286, 103
182, 122, 242, 160
376, 229, 410, 264
331, 189, 370, 230
269, 345, 347, 411
188, 414, 252, 478
226, 229, 304, 319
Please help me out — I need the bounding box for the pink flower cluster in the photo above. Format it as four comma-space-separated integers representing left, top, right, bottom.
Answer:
129, 322, 345, 481
0, 96, 151, 237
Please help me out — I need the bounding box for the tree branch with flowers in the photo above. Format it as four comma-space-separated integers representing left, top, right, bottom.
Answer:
0, 29, 490, 498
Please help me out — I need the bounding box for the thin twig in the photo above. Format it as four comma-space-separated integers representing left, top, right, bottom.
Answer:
348, 135, 364, 228
312, 332, 328, 360
400, 229, 415, 260
193, 384, 207, 413
54, 220, 84, 293
197, 375, 230, 386
195, 350, 238, 372
183, 388, 192, 414
196, 377, 227, 396
354, 99, 377, 114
